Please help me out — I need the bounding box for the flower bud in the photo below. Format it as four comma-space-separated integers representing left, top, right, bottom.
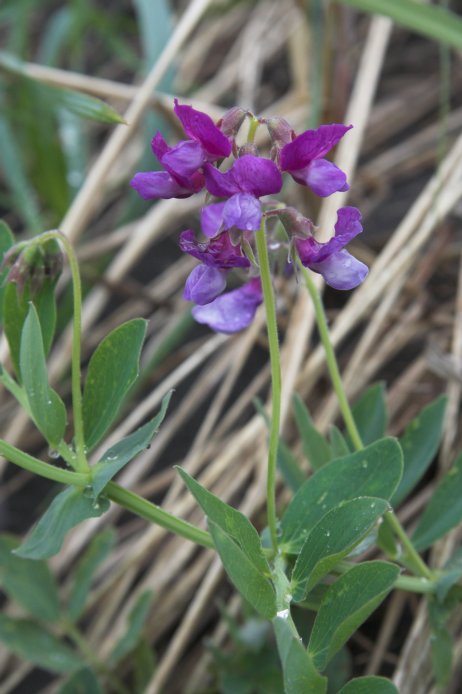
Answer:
270, 206, 315, 239
264, 117, 295, 147
218, 107, 248, 138
2, 238, 63, 294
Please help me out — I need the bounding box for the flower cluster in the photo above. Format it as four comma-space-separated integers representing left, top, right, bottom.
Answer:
130, 101, 367, 333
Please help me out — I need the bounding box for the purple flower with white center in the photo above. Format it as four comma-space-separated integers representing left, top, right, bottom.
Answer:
295, 207, 368, 290
179, 230, 251, 269
130, 100, 232, 200
183, 264, 227, 305
203, 155, 283, 232
280, 124, 352, 197
192, 278, 263, 333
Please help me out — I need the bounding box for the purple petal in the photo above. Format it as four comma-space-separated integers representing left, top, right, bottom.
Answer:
203, 163, 240, 197
179, 230, 250, 269
280, 124, 352, 171
201, 202, 226, 238
192, 279, 263, 333
230, 156, 283, 197
130, 171, 192, 199
204, 156, 282, 198
296, 206, 363, 265
302, 159, 349, 197
183, 264, 227, 305
222, 193, 262, 231
174, 99, 232, 158
310, 250, 368, 290
151, 131, 170, 161
161, 140, 206, 180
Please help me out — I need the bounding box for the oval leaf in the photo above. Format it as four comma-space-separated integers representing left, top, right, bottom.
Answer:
349, 383, 387, 447
0, 615, 83, 673
92, 391, 172, 498
291, 498, 389, 602
20, 303, 66, 445
68, 529, 116, 622
177, 467, 269, 575
208, 520, 276, 619
308, 561, 399, 671
412, 452, 462, 550
82, 318, 147, 450
293, 393, 331, 470
58, 668, 102, 694
0, 533, 60, 622
281, 438, 403, 553
273, 617, 327, 694
338, 676, 399, 694
14, 486, 110, 560
392, 395, 447, 506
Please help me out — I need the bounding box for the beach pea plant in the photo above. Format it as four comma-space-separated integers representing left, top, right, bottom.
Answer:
1, 101, 461, 693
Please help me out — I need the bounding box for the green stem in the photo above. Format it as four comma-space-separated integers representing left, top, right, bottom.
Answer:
298, 260, 435, 580
105, 482, 215, 550
247, 115, 259, 143
0, 438, 90, 486
298, 261, 363, 451
3, 437, 215, 550
384, 511, 434, 580
255, 220, 281, 552
36, 231, 88, 473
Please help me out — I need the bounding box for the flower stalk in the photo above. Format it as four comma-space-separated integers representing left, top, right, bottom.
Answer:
255, 218, 281, 553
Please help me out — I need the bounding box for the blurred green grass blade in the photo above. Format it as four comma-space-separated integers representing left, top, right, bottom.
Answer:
0, 106, 43, 233
337, 0, 462, 50
37, 6, 73, 65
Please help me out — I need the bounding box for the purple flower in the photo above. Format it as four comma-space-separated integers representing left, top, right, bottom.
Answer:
203, 155, 283, 232
183, 264, 227, 305
192, 278, 263, 333
179, 230, 250, 269
296, 207, 368, 290
130, 100, 232, 200
280, 124, 352, 197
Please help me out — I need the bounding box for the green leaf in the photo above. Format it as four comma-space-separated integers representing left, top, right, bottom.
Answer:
278, 439, 306, 492
0, 533, 60, 622
15, 486, 110, 560
255, 396, 305, 491
308, 561, 399, 671
273, 617, 327, 694
58, 668, 102, 694
0, 109, 43, 233
412, 453, 462, 550
428, 598, 454, 687
293, 393, 331, 470
291, 498, 389, 602
92, 391, 172, 499
19, 303, 66, 445
68, 529, 116, 622
281, 438, 403, 553
435, 547, 462, 602
177, 467, 269, 575
328, 425, 350, 458
0, 220, 15, 324
82, 319, 147, 450
337, 0, 462, 52
208, 521, 276, 620
110, 591, 153, 665
0, 614, 83, 673
133, 639, 156, 694
349, 383, 387, 447
338, 676, 399, 694
46, 84, 125, 124
392, 395, 447, 506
